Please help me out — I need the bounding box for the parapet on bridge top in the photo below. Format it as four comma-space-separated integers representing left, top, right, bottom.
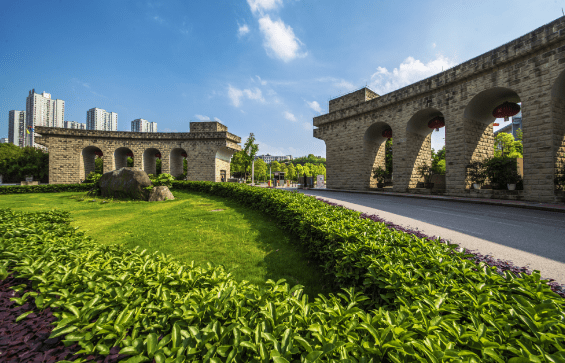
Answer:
34, 121, 241, 144
315, 15, 565, 126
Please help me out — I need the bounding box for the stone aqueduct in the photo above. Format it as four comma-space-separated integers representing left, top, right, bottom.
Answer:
313, 16, 565, 203
34, 122, 241, 184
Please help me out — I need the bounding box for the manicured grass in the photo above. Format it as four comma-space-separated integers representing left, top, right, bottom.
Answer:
0, 190, 334, 297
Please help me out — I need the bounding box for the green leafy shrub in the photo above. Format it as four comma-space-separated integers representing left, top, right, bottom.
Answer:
84, 172, 102, 184
0, 183, 93, 195
1, 185, 565, 362
484, 156, 521, 188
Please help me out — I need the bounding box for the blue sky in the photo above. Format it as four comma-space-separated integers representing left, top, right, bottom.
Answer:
0, 0, 561, 157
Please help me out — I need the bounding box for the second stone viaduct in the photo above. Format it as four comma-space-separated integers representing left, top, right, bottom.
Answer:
34, 121, 241, 184
313, 16, 565, 203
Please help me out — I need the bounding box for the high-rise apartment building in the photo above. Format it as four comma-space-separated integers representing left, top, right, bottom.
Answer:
64, 121, 86, 130
131, 119, 157, 132
86, 108, 118, 131
26, 89, 65, 147
8, 110, 26, 147
0, 138, 8, 144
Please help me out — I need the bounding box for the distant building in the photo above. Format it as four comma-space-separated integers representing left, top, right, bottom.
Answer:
255, 154, 293, 163
8, 110, 26, 147
131, 118, 157, 132
64, 121, 86, 130
26, 89, 65, 147
86, 108, 118, 131
0, 138, 8, 144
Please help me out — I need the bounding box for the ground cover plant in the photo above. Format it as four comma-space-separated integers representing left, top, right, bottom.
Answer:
1, 183, 564, 362
0, 190, 332, 298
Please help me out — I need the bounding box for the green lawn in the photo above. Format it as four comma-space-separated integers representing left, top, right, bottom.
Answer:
0, 190, 334, 297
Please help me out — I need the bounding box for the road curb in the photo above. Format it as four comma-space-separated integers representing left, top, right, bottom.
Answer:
307, 188, 565, 214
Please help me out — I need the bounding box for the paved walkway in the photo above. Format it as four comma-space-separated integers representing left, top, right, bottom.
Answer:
259, 184, 565, 213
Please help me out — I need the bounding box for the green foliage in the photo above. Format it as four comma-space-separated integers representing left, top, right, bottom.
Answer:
291, 154, 326, 166
431, 146, 446, 175
0, 144, 49, 183
230, 151, 247, 178
94, 157, 103, 175
2, 185, 565, 362
494, 132, 523, 158
148, 173, 175, 188
156, 158, 162, 175
270, 160, 281, 173
127, 157, 134, 167
0, 183, 93, 194
239, 133, 259, 180
85, 172, 102, 184
372, 166, 388, 183
484, 156, 522, 187
417, 164, 434, 183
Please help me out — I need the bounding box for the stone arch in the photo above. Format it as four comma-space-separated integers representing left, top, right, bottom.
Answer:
405, 108, 445, 188
463, 87, 522, 187
550, 69, 565, 192
364, 121, 392, 188
114, 147, 134, 170
79, 145, 103, 181
169, 148, 187, 178
143, 147, 161, 175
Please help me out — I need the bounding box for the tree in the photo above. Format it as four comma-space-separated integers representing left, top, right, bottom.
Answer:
95, 156, 103, 174
295, 164, 304, 179
271, 161, 281, 172
494, 132, 522, 158
241, 133, 259, 181
0, 144, 49, 183
286, 163, 296, 180
253, 158, 267, 181
230, 151, 247, 178
431, 146, 446, 175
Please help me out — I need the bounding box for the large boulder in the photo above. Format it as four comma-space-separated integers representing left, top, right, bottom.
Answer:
98, 167, 152, 200
148, 186, 175, 202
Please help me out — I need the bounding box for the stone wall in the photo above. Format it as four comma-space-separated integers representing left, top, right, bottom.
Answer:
34, 122, 241, 184
314, 16, 565, 202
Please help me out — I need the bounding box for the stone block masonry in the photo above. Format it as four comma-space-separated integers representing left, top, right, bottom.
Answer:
314, 16, 565, 203
34, 121, 241, 184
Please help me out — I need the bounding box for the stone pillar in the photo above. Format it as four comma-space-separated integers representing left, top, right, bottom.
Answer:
103, 149, 114, 174
390, 127, 411, 192
133, 150, 143, 170
405, 132, 432, 188
160, 147, 171, 175
522, 93, 556, 202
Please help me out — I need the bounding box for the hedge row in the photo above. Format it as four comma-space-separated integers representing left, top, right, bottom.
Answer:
0, 183, 94, 194
1, 182, 564, 362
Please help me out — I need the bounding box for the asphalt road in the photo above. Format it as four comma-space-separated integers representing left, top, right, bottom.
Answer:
298, 189, 565, 284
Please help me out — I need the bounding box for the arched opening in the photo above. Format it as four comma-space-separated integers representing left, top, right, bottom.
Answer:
80, 146, 103, 182
114, 147, 134, 170
364, 122, 392, 189
551, 70, 565, 196
169, 148, 188, 179
143, 148, 161, 176
406, 108, 446, 189
463, 87, 522, 190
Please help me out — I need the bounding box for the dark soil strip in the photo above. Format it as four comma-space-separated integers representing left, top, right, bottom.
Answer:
317, 197, 565, 298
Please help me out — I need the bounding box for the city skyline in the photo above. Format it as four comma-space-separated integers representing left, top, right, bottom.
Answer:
1, 1, 559, 156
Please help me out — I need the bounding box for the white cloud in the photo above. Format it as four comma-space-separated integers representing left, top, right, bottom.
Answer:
247, 0, 283, 14
334, 80, 355, 92
194, 114, 211, 121
228, 85, 244, 107
369, 54, 458, 95
256, 75, 267, 85
432, 43, 436, 48
228, 85, 265, 107
153, 15, 165, 24
238, 24, 250, 37
258, 15, 306, 62
307, 100, 322, 113
302, 122, 313, 131
214, 117, 222, 122
283, 111, 297, 122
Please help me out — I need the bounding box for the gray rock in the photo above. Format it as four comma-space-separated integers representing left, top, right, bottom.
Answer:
148, 186, 175, 202
98, 167, 152, 200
